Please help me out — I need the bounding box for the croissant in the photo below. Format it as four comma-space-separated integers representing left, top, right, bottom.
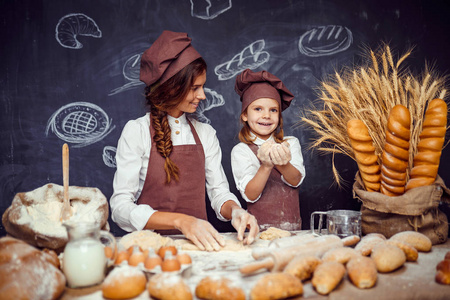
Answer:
347, 119, 380, 192
380, 105, 411, 196
406, 98, 447, 190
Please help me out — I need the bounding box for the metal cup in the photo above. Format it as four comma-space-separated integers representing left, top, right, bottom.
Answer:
310, 209, 361, 238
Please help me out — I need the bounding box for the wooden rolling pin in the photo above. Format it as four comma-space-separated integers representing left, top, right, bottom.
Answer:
240, 235, 343, 275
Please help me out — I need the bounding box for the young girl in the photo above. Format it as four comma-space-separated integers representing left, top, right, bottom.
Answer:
231, 69, 306, 231
110, 31, 259, 251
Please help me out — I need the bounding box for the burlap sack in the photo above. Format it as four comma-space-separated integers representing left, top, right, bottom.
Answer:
353, 172, 450, 245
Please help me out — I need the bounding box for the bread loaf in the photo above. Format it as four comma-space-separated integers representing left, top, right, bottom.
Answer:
406, 98, 447, 191
389, 231, 432, 252
250, 273, 303, 300
435, 251, 450, 285
322, 247, 359, 264
0, 237, 66, 300
346, 256, 377, 289
347, 119, 381, 192
195, 276, 245, 300
371, 242, 406, 273
102, 266, 147, 299
311, 261, 346, 295
148, 273, 192, 300
380, 105, 411, 196
283, 255, 322, 281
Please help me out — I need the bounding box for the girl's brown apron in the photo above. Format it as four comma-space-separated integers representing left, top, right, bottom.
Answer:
137, 118, 207, 235
247, 144, 301, 231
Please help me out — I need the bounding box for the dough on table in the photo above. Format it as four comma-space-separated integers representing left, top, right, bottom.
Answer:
174, 236, 248, 251
119, 230, 174, 250
259, 227, 292, 240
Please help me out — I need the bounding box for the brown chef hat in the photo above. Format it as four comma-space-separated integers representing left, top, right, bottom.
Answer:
235, 69, 294, 113
140, 30, 202, 86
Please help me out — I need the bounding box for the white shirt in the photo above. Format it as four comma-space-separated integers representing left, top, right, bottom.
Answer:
231, 134, 306, 203
110, 113, 241, 232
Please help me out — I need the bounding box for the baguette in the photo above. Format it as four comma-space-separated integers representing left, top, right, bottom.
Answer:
406, 98, 447, 191
380, 105, 411, 196
347, 119, 381, 192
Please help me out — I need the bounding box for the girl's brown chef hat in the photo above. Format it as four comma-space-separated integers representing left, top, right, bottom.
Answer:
140, 30, 202, 86
235, 68, 294, 113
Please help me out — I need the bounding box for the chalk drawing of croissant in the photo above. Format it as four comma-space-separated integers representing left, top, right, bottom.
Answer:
214, 40, 270, 81
55, 13, 102, 49
194, 88, 225, 124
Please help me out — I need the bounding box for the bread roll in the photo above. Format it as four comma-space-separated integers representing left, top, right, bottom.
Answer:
341, 235, 361, 247
322, 247, 359, 264
380, 105, 411, 196
283, 255, 322, 281
0, 237, 66, 300
389, 231, 432, 252
346, 256, 377, 289
311, 261, 346, 295
371, 243, 406, 273
355, 233, 386, 256
148, 273, 192, 300
250, 272, 303, 300
347, 119, 381, 192
385, 239, 418, 262
195, 276, 245, 300
102, 266, 147, 299
406, 98, 447, 191
435, 258, 450, 285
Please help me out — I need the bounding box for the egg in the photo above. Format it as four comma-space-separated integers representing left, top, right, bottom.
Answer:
158, 245, 178, 259
161, 251, 181, 272
176, 253, 192, 265
144, 249, 163, 270
114, 250, 130, 265
128, 245, 145, 267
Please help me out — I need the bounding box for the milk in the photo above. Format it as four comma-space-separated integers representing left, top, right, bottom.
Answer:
63, 238, 106, 288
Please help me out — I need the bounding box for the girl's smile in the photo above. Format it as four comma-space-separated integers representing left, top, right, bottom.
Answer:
242, 97, 280, 140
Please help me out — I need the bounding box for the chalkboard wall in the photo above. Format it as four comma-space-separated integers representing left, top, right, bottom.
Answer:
1, 0, 449, 237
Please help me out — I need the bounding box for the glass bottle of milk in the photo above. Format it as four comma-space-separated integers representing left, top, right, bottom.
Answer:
63, 221, 116, 288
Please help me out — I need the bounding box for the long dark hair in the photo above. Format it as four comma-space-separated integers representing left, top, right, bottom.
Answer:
145, 57, 207, 183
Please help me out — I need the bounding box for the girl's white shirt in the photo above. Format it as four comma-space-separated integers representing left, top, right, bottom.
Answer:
110, 113, 241, 232
231, 134, 306, 203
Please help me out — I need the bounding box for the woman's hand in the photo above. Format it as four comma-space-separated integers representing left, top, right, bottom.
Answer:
231, 207, 259, 245
175, 215, 225, 251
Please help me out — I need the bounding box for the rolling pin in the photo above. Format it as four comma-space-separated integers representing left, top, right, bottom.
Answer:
240, 235, 343, 275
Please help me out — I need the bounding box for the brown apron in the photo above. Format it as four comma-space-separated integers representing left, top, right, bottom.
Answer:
137, 117, 207, 235
247, 144, 301, 231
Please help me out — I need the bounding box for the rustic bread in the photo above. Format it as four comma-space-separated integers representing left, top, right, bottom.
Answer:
311, 261, 346, 295
0, 237, 66, 300
385, 239, 418, 261
250, 272, 303, 300
355, 233, 386, 256
148, 272, 192, 300
322, 247, 360, 265
195, 276, 245, 300
389, 231, 432, 252
371, 242, 406, 273
283, 255, 322, 281
102, 266, 147, 299
346, 255, 377, 289
380, 105, 411, 196
347, 119, 381, 192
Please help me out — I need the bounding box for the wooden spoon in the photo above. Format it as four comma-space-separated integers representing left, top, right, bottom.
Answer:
60, 143, 72, 221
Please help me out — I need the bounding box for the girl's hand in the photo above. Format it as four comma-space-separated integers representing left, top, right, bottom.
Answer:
231, 207, 259, 245
270, 142, 291, 165
257, 140, 275, 167
175, 216, 225, 251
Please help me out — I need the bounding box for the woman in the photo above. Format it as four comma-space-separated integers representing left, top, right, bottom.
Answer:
110, 31, 259, 251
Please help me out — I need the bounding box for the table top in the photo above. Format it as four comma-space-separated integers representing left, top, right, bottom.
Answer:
61, 233, 450, 300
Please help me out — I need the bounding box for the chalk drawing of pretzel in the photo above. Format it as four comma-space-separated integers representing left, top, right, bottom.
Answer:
214, 40, 270, 81
55, 13, 102, 49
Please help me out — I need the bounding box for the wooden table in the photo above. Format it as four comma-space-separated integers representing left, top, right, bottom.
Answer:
62, 233, 450, 300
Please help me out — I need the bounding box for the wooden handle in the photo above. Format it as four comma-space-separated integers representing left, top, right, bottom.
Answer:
239, 257, 274, 275
63, 143, 69, 202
